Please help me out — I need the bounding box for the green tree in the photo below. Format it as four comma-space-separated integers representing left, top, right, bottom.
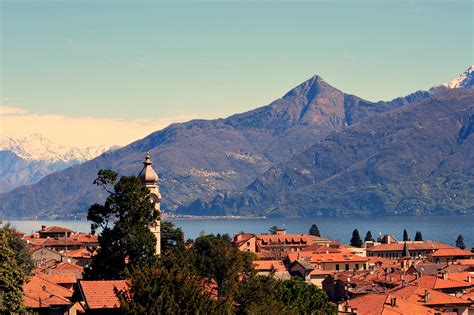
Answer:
2, 224, 34, 275
456, 235, 466, 249
364, 231, 374, 242
85, 170, 160, 280
161, 221, 185, 253
121, 265, 218, 314
269, 225, 280, 235
403, 229, 409, 242
414, 231, 423, 242
309, 224, 321, 237
0, 229, 27, 313
193, 234, 254, 309
350, 229, 363, 248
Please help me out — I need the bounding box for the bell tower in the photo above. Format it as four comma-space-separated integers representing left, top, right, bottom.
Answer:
138, 152, 161, 255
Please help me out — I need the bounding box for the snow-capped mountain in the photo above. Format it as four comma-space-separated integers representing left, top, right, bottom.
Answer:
0, 134, 117, 194
443, 65, 474, 89
0, 134, 114, 163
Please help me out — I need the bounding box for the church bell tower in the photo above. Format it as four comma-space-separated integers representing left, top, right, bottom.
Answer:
138, 152, 161, 255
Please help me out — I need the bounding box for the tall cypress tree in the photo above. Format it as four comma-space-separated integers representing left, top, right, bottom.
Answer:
414, 231, 423, 241
364, 231, 374, 242
350, 229, 363, 248
0, 230, 27, 313
403, 229, 409, 241
456, 235, 466, 250
309, 224, 321, 237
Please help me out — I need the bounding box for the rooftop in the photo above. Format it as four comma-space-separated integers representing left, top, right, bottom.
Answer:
79, 280, 130, 309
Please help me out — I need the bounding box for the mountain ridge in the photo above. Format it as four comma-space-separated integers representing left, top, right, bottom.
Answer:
0, 67, 472, 219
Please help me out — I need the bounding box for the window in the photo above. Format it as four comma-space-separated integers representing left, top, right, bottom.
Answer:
363, 264, 366, 270
335, 264, 340, 271
345, 264, 350, 271
355, 264, 359, 270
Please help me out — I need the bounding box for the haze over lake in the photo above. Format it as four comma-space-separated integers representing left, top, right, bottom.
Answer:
6, 215, 473, 247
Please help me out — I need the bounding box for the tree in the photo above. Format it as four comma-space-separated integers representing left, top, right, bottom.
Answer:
85, 170, 160, 280
192, 234, 254, 309
309, 224, 321, 237
364, 231, 375, 242
0, 229, 27, 313
269, 225, 280, 235
403, 229, 409, 241
456, 235, 466, 250
350, 229, 363, 248
2, 224, 34, 275
414, 231, 423, 242
161, 221, 185, 253
121, 265, 218, 314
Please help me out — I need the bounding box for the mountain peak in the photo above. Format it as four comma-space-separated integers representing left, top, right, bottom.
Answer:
443, 65, 474, 89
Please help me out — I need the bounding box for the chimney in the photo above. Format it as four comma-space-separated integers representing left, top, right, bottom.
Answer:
424, 290, 430, 303
41, 225, 46, 231
390, 297, 397, 307
468, 276, 472, 283
442, 272, 448, 280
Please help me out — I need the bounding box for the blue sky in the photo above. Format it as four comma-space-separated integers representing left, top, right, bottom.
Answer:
0, 0, 472, 146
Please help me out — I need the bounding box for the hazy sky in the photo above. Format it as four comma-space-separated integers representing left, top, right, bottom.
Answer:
1, 0, 472, 147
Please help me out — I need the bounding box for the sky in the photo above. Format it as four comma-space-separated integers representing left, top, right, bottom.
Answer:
1, 0, 472, 147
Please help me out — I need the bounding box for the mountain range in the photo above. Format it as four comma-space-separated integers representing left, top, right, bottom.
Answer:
0, 134, 116, 193
0, 66, 472, 219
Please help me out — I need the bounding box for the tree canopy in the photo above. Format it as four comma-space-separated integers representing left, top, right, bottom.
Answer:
309, 224, 321, 237
0, 229, 27, 313
414, 231, 423, 242
403, 229, 409, 242
364, 231, 374, 242
85, 170, 160, 280
456, 235, 466, 249
350, 229, 363, 248
2, 224, 34, 276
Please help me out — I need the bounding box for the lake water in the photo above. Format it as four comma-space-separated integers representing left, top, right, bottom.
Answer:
5, 215, 474, 247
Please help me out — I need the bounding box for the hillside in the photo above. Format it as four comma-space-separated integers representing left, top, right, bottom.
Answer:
179, 89, 474, 217
0, 75, 425, 219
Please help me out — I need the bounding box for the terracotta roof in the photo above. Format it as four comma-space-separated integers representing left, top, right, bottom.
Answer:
39, 226, 74, 234
24, 292, 71, 308
53, 262, 84, 271
69, 233, 99, 244
427, 248, 474, 258
37, 273, 77, 285
347, 293, 437, 315
303, 252, 368, 264
79, 280, 130, 309
64, 248, 93, 259
253, 260, 286, 272
367, 256, 398, 266
393, 285, 472, 306
456, 259, 474, 266
446, 271, 474, 284
41, 238, 82, 247
413, 275, 473, 290
24, 275, 73, 302
257, 234, 314, 246
366, 242, 453, 252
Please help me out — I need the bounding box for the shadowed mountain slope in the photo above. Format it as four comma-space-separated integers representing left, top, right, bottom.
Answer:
179, 89, 474, 217
0, 75, 430, 219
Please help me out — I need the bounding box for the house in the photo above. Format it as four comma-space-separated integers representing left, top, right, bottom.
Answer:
366, 241, 454, 259
412, 274, 473, 294
427, 248, 474, 263
76, 280, 130, 314
29, 246, 63, 267
392, 285, 473, 315
38, 226, 74, 238
288, 251, 368, 272
233, 230, 331, 259
23, 274, 77, 315
342, 293, 437, 314
252, 259, 289, 279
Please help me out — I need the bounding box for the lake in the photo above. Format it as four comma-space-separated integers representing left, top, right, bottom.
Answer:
5, 215, 474, 247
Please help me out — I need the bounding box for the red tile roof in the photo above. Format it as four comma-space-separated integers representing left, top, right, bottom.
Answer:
288, 251, 368, 264
253, 260, 286, 272
347, 293, 437, 315
79, 280, 130, 309
366, 242, 453, 252
37, 273, 77, 285
23, 275, 74, 307
64, 248, 93, 259
427, 248, 474, 258
39, 226, 74, 234
413, 275, 473, 290
393, 285, 472, 306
